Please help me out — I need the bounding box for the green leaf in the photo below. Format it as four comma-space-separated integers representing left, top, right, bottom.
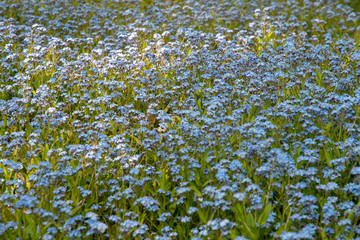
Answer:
230, 134, 238, 145
198, 209, 207, 223
241, 214, 259, 240
347, 211, 354, 221
197, 98, 202, 110
187, 47, 191, 56
233, 203, 245, 221
139, 213, 147, 224
197, 209, 214, 223
189, 185, 202, 197
43, 143, 49, 161
24, 214, 36, 239
245, 213, 256, 228
159, 169, 171, 191
72, 202, 84, 215
0, 116, 7, 135
320, 231, 328, 240
85, 194, 96, 209
276, 224, 285, 235
257, 204, 272, 225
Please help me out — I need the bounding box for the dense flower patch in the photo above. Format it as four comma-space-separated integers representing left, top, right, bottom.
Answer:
0, 0, 360, 239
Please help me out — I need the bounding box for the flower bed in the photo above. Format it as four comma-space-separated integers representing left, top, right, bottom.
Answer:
0, 0, 360, 239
